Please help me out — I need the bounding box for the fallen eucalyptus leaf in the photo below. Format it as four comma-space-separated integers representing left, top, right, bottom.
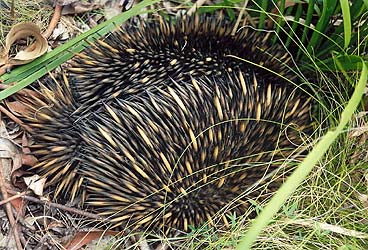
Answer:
0, 22, 48, 67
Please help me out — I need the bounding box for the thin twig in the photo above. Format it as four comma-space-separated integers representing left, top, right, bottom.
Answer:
42, 5, 63, 39
0, 163, 23, 250
7, 190, 104, 220
0, 191, 30, 206
13, 211, 27, 247
10, 0, 15, 20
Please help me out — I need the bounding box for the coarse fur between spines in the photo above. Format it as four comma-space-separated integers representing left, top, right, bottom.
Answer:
78, 71, 311, 234
69, 15, 296, 110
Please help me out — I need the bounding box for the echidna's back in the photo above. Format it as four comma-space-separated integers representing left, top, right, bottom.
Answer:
21, 16, 312, 234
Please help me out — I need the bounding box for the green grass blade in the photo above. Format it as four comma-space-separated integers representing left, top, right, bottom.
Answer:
316, 54, 365, 71
297, 0, 315, 59
339, 0, 352, 49
285, 3, 303, 48
236, 60, 367, 250
271, 0, 286, 45
307, 0, 338, 55
258, 0, 269, 29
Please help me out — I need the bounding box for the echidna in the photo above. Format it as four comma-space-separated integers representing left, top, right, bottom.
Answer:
19, 16, 312, 234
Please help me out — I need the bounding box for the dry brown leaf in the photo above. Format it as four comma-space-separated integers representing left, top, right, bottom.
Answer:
0, 22, 48, 67
21, 133, 38, 167
62, 2, 102, 15
23, 175, 46, 196
64, 230, 118, 250
10, 169, 25, 189
0, 138, 26, 216
5, 100, 29, 115
0, 138, 22, 179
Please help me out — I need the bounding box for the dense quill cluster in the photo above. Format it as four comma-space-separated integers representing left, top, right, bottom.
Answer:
70, 16, 296, 109
81, 73, 310, 232
20, 16, 312, 234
